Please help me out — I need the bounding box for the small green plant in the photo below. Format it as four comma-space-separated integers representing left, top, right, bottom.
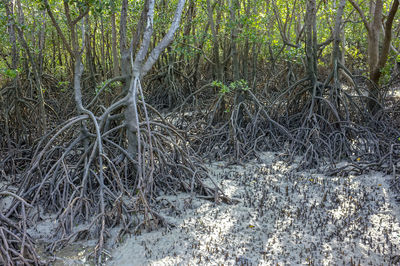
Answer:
57, 81, 69, 86
212, 79, 250, 95
95, 81, 121, 95
212, 80, 250, 113
95, 81, 111, 95
0, 68, 18, 79
95, 81, 106, 95
212, 80, 229, 94
57, 81, 70, 92
381, 61, 392, 84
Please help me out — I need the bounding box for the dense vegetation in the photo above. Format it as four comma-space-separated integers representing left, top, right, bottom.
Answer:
0, 0, 399, 264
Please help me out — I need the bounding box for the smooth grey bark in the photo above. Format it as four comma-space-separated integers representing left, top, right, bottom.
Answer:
124, 0, 155, 164
120, 0, 149, 166
124, 0, 186, 169
41, 2, 106, 260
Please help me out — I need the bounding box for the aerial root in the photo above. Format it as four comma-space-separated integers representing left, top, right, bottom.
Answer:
2, 95, 224, 263
0, 192, 44, 265
175, 73, 399, 173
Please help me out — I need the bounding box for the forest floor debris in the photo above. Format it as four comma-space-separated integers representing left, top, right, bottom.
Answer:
107, 152, 400, 265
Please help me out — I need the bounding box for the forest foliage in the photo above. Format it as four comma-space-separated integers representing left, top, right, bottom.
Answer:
0, 0, 400, 264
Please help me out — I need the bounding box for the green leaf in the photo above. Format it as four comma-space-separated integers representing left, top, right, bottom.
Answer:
1, 68, 18, 79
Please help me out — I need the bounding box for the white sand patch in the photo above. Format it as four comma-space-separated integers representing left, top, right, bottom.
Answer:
108, 152, 400, 265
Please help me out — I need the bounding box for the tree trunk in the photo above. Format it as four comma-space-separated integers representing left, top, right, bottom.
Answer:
207, 0, 222, 80
305, 0, 317, 84
230, 0, 239, 81
86, 15, 97, 87
14, 0, 47, 134
305, 0, 321, 114
37, 10, 46, 78
2, 0, 18, 150
349, 0, 399, 113
123, 0, 185, 194
111, 11, 119, 76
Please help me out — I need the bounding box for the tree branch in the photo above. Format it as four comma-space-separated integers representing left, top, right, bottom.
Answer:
42, 0, 74, 57
72, 7, 90, 26
348, 0, 371, 32
141, 0, 186, 77
133, 0, 155, 74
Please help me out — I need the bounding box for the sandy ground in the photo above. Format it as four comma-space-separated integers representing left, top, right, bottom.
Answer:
4, 152, 398, 265
107, 152, 400, 265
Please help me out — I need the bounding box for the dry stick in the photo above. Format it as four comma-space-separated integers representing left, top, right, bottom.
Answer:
206, 96, 224, 128
90, 169, 119, 202
50, 213, 103, 252
29, 115, 87, 162
102, 124, 126, 138
314, 96, 342, 122
74, 133, 105, 258
327, 152, 392, 176
143, 121, 186, 141
337, 62, 371, 116
98, 96, 128, 124
20, 204, 26, 259
61, 160, 74, 209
